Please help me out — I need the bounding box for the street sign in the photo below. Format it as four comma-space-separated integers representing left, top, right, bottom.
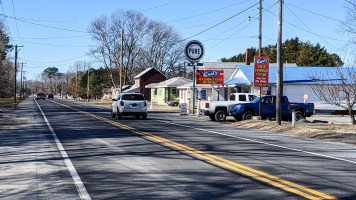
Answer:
185, 40, 205, 62
254, 56, 270, 87
196, 70, 224, 85
180, 103, 188, 115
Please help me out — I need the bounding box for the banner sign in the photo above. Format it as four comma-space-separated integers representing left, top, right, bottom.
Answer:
196, 70, 224, 85
254, 56, 270, 87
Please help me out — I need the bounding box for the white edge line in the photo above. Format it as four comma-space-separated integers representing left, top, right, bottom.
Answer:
157, 120, 356, 165
35, 100, 92, 200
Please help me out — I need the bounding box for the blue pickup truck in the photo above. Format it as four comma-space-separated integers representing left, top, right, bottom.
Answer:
229, 95, 314, 121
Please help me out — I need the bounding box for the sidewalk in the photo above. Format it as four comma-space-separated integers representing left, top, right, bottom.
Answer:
0, 98, 79, 200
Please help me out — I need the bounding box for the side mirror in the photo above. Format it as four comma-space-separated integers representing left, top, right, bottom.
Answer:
112, 99, 116, 101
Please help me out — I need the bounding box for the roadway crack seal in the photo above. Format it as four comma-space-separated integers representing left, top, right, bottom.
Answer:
49, 100, 337, 200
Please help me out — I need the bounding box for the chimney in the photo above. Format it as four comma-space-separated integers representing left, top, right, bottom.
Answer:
245, 48, 251, 65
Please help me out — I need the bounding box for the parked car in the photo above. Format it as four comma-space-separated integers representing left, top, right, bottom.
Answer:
35, 93, 46, 100
47, 94, 54, 99
168, 100, 179, 107
201, 93, 257, 121
229, 95, 314, 121
111, 93, 147, 120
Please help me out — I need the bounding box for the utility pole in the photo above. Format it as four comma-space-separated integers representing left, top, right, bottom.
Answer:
20, 62, 23, 100
120, 29, 124, 94
258, 0, 262, 116
13, 45, 23, 104
276, 0, 283, 125
87, 64, 90, 102
75, 64, 78, 100
14, 45, 18, 104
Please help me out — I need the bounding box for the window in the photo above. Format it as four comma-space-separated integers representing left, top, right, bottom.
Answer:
249, 95, 257, 101
239, 95, 247, 101
154, 89, 157, 95
122, 94, 145, 100
230, 94, 236, 101
201, 90, 207, 100
172, 88, 177, 95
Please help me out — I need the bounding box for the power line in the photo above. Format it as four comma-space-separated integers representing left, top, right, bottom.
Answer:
140, 0, 182, 12
206, 2, 277, 50
166, 0, 254, 24
285, 2, 343, 23
285, 4, 341, 50
0, 1, 14, 40
11, 35, 91, 40
23, 54, 89, 64
1, 14, 88, 33
20, 40, 93, 48
186, 1, 260, 40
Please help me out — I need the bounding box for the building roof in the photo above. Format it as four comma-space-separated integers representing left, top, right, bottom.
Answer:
200, 62, 241, 81
134, 67, 165, 79
145, 77, 191, 88
177, 82, 212, 89
226, 65, 355, 85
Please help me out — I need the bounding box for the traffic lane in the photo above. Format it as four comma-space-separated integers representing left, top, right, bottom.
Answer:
122, 113, 356, 199
51, 99, 356, 199
0, 98, 80, 200
58, 100, 356, 199
38, 99, 306, 199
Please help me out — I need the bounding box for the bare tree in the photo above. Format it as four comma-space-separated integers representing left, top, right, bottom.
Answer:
89, 16, 118, 88
138, 21, 184, 78
309, 67, 356, 124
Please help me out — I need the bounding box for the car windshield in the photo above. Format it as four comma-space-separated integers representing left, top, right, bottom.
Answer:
122, 94, 145, 101
37, 93, 45, 96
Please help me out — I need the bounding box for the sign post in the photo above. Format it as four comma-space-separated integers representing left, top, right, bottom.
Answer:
254, 56, 270, 116
185, 40, 205, 115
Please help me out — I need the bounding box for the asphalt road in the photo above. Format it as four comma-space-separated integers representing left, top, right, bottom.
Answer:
1, 97, 356, 199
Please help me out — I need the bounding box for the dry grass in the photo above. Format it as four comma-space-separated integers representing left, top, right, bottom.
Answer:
231, 120, 356, 145
0, 97, 24, 107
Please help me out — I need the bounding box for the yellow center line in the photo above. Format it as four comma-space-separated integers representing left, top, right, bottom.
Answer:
49, 100, 337, 200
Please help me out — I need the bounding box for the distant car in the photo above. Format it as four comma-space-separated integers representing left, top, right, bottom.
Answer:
47, 94, 54, 99
35, 93, 46, 100
111, 93, 147, 120
168, 100, 179, 107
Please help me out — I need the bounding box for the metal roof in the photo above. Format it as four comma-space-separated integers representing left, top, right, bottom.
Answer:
145, 77, 191, 88
229, 65, 355, 85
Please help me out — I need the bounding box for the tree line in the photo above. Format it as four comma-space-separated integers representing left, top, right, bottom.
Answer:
221, 37, 344, 66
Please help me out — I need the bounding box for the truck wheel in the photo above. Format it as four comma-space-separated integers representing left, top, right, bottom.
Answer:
242, 111, 254, 120
209, 114, 216, 121
215, 110, 226, 122
295, 111, 305, 121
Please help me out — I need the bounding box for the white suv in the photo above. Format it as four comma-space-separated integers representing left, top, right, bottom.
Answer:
111, 93, 147, 120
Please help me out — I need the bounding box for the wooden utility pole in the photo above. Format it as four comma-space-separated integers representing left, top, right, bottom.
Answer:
258, 0, 262, 116
87, 65, 90, 102
75, 64, 78, 100
120, 29, 124, 94
14, 45, 18, 104
276, 0, 283, 125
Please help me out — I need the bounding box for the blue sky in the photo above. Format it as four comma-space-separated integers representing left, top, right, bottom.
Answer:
1, 0, 352, 80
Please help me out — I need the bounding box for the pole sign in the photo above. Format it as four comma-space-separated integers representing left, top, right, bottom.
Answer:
253, 56, 270, 87
196, 70, 224, 85
185, 40, 205, 62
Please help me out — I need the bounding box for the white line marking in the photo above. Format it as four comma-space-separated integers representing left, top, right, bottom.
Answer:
157, 119, 356, 165
35, 100, 92, 200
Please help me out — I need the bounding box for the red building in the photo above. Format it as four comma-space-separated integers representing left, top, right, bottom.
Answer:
127, 68, 166, 101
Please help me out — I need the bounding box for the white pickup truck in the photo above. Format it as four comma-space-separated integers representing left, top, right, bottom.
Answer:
201, 93, 257, 121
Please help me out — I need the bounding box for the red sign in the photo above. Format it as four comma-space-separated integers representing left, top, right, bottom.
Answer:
254, 56, 269, 87
196, 70, 224, 85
